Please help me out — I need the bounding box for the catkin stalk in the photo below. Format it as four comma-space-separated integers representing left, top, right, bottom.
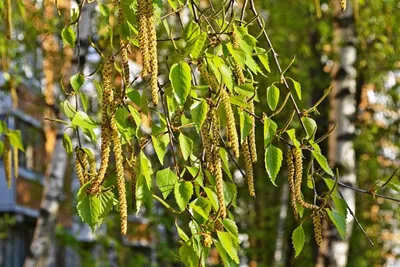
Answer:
292, 148, 318, 210
221, 90, 239, 158
138, 0, 150, 76
287, 149, 299, 220
248, 100, 257, 163
4, 136, 12, 188
5, 0, 12, 40
13, 147, 18, 178
231, 29, 245, 84
312, 211, 323, 246
88, 58, 114, 195
242, 139, 255, 197
110, 115, 128, 235
146, 0, 159, 106
211, 108, 226, 219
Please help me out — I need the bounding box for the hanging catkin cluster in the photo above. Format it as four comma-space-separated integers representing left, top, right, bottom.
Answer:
248, 100, 257, 163
138, 0, 158, 105
88, 58, 114, 195
311, 211, 323, 246
4, 0, 12, 40
198, 59, 220, 93
286, 149, 299, 220
231, 30, 245, 85
3, 136, 12, 188
221, 90, 239, 158
75, 149, 88, 186
129, 148, 138, 212
292, 147, 318, 210
201, 116, 214, 173
340, 0, 347, 11
210, 107, 226, 219
118, 7, 130, 87
242, 139, 255, 197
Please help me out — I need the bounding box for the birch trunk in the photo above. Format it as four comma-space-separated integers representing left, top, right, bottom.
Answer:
317, 1, 357, 266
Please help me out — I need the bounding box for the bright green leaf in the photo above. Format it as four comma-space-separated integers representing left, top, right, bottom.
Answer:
179, 133, 193, 161
77, 194, 101, 231
190, 99, 208, 132
265, 145, 283, 186
62, 26, 76, 48
217, 231, 239, 263
170, 61, 192, 105
179, 241, 198, 267
71, 111, 98, 130
326, 208, 347, 239
152, 135, 169, 165
156, 168, 178, 199
292, 224, 305, 257
287, 77, 302, 100
175, 181, 193, 211
62, 133, 73, 154
70, 73, 85, 92
264, 117, 277, 147
312, 151, 334, 176
267, 84, 280, 111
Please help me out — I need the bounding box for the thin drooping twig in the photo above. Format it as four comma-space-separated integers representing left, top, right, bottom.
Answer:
159, 85, 180, 176
337, 187, 374, 246
248, 0, 308, 135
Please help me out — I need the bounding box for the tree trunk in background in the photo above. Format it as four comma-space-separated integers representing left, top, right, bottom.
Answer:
24, 123, 68, 267
24, 0, 94, 265
317, 1, 357, 266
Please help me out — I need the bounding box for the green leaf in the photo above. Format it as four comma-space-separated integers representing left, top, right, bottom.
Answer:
292, 224, 305, 257
286, 129, 301, 149
179, 133, 193, 161
170, 61, 192, 105
222, 219, 239, 245
323, 179, 347, 218
6, 130, 24, 151
220, 64, 234, 91
214, 239, 237, 267
156, 168, 178, 199
312, 151, 334, 176
168, 0, 186, 10
302, 117, 317, 141
175, 181, 193, 211
287, 77, 302, 100
190, 99, 208, 132
0, 141, 3, 156
151, 134, 169, 165
71, 111, 98, 130
265, 145, 283, 186
99, 190, 117, 219
98, 3, 110, 17
62, 26, 76, 48
77, 194, 101, 231
255, 47, 271, 73
190, 196, 211, 222
264, 117, 277, 147
186, 32, 207, 60
70, 73, 85, 93
80, 93, 88, 112
61, 100, 76, 119
217, 231, 239, 263
220, 148, 232, 179
326, 208, 347, 239
62, 133, 73, 154
239, 109, 252, 143
183, 21, 200, 43
175, 219, 189, 242
204, 187, 219, 211
267, 84, 280, 111
179, 241, 198, 267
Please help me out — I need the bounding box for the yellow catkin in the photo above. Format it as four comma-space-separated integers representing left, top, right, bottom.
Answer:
340, 0, 346, 11
211, 108, 226, 219
75, 153, 86, 187
287, 149, 299, 220
248, 100, 257, 163
292, 148, 318, 210
130, 152, 138, 212
231, 30, 245, 85
110, 113, 127, 234
3, 136, 12, 188
202, 233, 213, 248
198, 59, 220, 93
13, 147, 18, 178
88, 58, 114, 195
312, 211, 323, 246
4, 0, 12, 40
118, 7, 130, 86
87, 153, 97, 180
201, 115, 214, 172
221, 90, 239, 158
146, 0, 159, 106
242, 139, 255, 197
214, 219, 224, 232
138, 0, 150, 76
